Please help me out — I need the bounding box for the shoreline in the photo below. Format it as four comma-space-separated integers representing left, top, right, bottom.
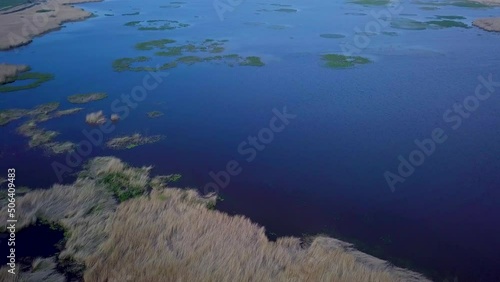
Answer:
0, 0, 102, 51
0, 157, 431, 281
472, 0, 500, 32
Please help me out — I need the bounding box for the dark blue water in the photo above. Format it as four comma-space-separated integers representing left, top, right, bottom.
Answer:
1, 0, 500, 280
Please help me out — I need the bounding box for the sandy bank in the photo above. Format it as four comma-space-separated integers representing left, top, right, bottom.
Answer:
0, 157, 430, 281
470, 0, 500, 31
0, 63, 29, 84
473, 17, 500, 32
0, 0, 101, 50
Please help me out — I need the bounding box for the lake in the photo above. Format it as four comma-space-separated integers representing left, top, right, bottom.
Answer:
0, 0, 499, 280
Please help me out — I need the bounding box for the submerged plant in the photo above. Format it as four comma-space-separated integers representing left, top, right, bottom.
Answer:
321, 54, 371, 68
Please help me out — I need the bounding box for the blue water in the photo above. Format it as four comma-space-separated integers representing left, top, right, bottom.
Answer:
1, 0, 500, 280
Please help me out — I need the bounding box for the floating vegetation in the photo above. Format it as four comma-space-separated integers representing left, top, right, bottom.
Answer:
86, 111, 107, 125
136, 39, 177, 51
345, 12, 367, 16
36, 9, 53, 13
390, 17, 469, 30
28, 130, 59, 147
112, 56, 154, 72
16, 120, 74, 154
420, 6, 439, 10
390, 18, 428, 30
111, 114, 120, 122
275, 8, 297, 13
160, 1, 185, 8
0, 102, 72, 126
125, 20, 189, 31
321, 54, 371, 68
114, 39, 264, 71
67, 92, 107, 104
0, 109, 28, 126
350, 0, 391, 6
106, 133, 163, 150
450, 1, 489, 8
122, 11, 140, 16
54, 108, 84, 118
147, 111, 164, 118
0, 72, 54, 93
320, 33, 346, 39
435, 15, 466, 20
427, 20, 469, 28
382, 31, 398, 36
414, 0, 490, 8
239, 56, 265, 67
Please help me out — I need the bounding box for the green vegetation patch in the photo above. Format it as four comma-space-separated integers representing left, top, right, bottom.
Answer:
122, 11, 140, 16
112, 56, 155, 72
351, 0, 391, 6
427, 20, 469, 28
0, 109, 28, 126
321, 54, 371, 69
106, 133, 164, 150
115, 38, 264, 71
135, 39, 176, 50
275, 8, 297, 12
67, 92, 108, 104
99, 172, 146, 202
320, 33, 346, 39
125, 20, 189, 31
390, 17, 470, 30
0, 72, 54, 93
435, 15, 466, 20
239, 56, 265, 67
36, 9, 53, 13
147, 111, 164, 118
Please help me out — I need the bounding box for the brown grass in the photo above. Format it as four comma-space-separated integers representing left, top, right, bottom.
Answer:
0, 157, 430, 282
85, 110, 106, 125
0, 0, 102, 50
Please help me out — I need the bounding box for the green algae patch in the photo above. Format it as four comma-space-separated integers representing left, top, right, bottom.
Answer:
351, 0, 391, 6
427, 20, 469, 28
147, 111, 164, 118
0, 72, 54, 93
435, 15, 466, 20
391, 17, 469, 30
390, 18, 428, 30
322, 54, 371, 69
275, 8, 297, 12
125, 20, 189, 31
106, 133, 164, 150
68, 92, 108, 104
122, 11, 140, 16
112, 56, 155, 72
450, 1, 489, 8
320, 33, 346, 39
240, 56, 265, 67
176, 56, 204, 65
115, 38, 264, 71
420, 6, 439, 10
135, 39, 176, 51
